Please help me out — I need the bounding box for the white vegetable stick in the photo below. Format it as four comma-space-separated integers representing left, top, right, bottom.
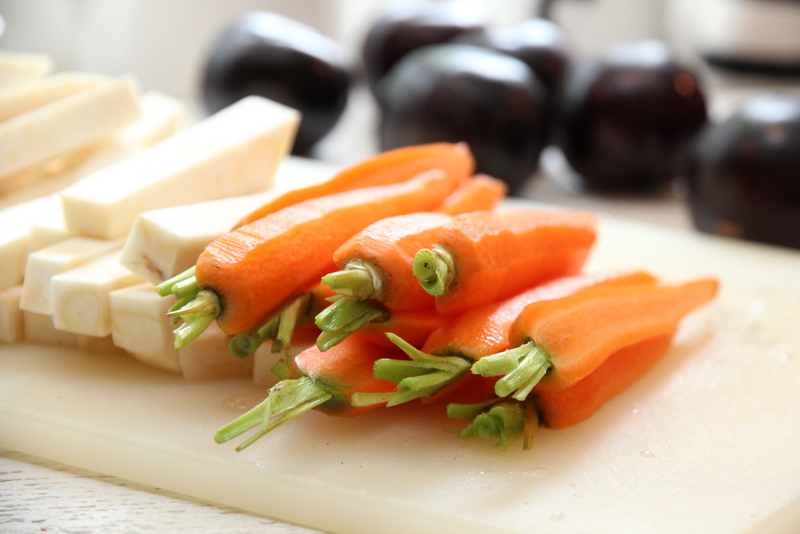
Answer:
49, 251, 144, 337
0, 72, 108, 122
76, 334, 127, 355
23, 310, 78, 348
0, 53, 54, 89
119, 155, 339, 284
178, 323, 253, 382
0, 75, 141, 179
60, 95, 300, 239
115, 91, 186, 149
19, 236, 122, 315
0, 285, 24, 343
109, 283, 180, 373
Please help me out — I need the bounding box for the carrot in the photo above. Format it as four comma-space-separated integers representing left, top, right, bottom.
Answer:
353, 272, 658, 408
437, 174, 507, 215
413, 208, 598, 316
157, 168, 464, 348
447, 331, 676, 450
236, 142, 475, 227
472, 278, 718, 398
215, 334, 402, 450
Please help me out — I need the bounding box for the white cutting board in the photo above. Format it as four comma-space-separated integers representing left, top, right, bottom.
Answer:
1, 210, 800, 534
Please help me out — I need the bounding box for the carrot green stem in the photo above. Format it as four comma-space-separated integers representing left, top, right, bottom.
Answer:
314, 297, 390, 351
413, 245, 455, 297
166, 289, 220, 349
321, 259, 384, 301
156, 266, 196, 297
471, 341, 552, 400
447, 399, 539, 451
214, 376, 333, 451
364, 332, 471, 407
228, 293, 312, 358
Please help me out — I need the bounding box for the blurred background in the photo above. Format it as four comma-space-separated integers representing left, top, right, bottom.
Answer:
2, 0, 799, 245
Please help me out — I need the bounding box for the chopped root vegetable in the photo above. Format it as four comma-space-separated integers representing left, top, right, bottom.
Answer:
215, 334, 401, 450
472, 278, 719, 398
437, 174, 507, 216
413, 208, 598, 316
158, 167, 465, 348
448, 330, 677, 450
363, 272, 659, 407
235, 142, 475, 227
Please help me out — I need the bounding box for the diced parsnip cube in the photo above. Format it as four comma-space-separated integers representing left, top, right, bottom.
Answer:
60, 95, 300, 239
23, 310, 79, 348
19, 236, 122, 314
77, 334, 127, 355
0, 72, 108, 122
119, 155, 339, 284
49, 251, 144, 337
0, 285, 24, 343
115, 91, 186, 149
109, 283, 180, 373
0, 75, 141, 179
178, 323, 254, 382
0, 53, 54, 89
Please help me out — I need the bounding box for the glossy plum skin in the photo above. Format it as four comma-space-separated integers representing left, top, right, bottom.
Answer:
686, 93, 800, 249
378, 44, 547, 195
362, 0, 486, 99
201, 12, 350, 155
554, 41, 708, 194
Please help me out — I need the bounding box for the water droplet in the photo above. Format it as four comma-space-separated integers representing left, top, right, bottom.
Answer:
777, 351, 790, 363
550, 513, 566, 523
748, 301, 766, 315
640, 450, 656, 459
631, 402, 640, 414
521, 467, 550, 477
222, 395, 258, 412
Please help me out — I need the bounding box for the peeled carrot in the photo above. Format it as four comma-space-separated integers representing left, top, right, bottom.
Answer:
437, 174, 507, 215
447, 331, 676, 450
236, 142, 475, 227
472, 278, 718, 398
355, 272, 658, 408
215, 334, 402, 450
413, 208, 598, 316
158, 168, 464, 347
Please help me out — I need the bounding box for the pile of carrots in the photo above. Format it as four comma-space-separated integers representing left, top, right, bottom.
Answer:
158, 142, 718, 452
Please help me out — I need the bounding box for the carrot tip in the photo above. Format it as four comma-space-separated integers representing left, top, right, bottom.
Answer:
229, 293, 312, 357
447, 399, 535, 451
413, 245, 455, 297
471, 341, 551, 400
156, 266, 196, 297
168, 289, 220, 349
314, 298, 389, 351
322, 259, 384, 301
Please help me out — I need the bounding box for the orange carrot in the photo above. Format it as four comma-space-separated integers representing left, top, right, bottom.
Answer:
354, 272, 658, 408
413, 208, 598, 316
437, 174, 508, 215
447, 331, 676, 450
236, 142, 475, 227
215, 334, 403, 450
472, 278, 718, 398
158, 168, 463, 348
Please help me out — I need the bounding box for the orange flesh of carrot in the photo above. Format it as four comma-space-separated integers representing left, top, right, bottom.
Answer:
512, 278, 719, 392
292, 334, 403, 417
432, 208, 598, 316
332, 212, 453, 311
197, 168, 462, 335
236, 142, 475, 227
437, 174, 508, 215
533, 330, 676, 429
359, 308, 450, 349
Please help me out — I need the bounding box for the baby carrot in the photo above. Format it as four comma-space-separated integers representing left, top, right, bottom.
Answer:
236, 142, 475, 227
215, 333, 402, 450
437, 174, 507, 215
472, 278, 718, 398
448, 331, 676, 450
158, 168, 463, 347
353, 272, 658, 408
413, 208, 598, 316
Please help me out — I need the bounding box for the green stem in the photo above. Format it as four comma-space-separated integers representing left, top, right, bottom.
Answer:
321, 259, 384, 301
314, 298, 390, 352
447, 399, 539, 451
228, 293, 311, 358
214, 376, 333, 451
372, 333, 471, 406
156, 266, 196, 297
413, 245, 455, 297
471, 341, 552, 401
166, 289, 220, 349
